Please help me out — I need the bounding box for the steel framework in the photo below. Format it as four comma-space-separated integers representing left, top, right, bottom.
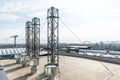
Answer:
47, 7, 59, 64
25, 21, 32, 56
25, 17, 40, 57
32, 17, 40, 57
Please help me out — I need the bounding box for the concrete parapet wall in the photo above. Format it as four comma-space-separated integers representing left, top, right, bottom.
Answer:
60, 53, 120, 64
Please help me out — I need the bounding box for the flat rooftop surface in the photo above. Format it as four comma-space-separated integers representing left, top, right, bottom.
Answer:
0, 56, 120, 80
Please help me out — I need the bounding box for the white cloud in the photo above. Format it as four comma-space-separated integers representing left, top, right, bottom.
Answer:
0, 0, 120, 43
0, 1, 24, 12
0, 0, 47, 13
0, 24, 25, 43
0, 13, 19, 22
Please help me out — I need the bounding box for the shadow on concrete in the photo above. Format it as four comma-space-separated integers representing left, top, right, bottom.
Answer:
14, 73, 47, 80
13, 73, 34, 80
13, 71, 47, 80
34, 73, 46, 80
5, 66, 23, 73
3, 63, 16, 67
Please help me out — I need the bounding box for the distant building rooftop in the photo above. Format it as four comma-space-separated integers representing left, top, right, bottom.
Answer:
0, 48, 25, 56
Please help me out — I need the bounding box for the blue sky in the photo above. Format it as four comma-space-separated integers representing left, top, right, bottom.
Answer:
0, 0, 120, 44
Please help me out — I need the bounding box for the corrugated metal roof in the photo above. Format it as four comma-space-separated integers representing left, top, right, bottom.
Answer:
0, 48, 26, 55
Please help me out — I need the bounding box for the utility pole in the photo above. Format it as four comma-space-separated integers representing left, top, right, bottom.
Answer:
10, 35, 18, 48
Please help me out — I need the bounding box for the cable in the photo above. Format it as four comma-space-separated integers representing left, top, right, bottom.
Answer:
59, 27, 70, 43
17, 27, 25, 44
40, 18, 47, 36
100, 61, 114, 80
40, 18, 47, 43
40, 18, 47, 33
60, 18, 82, 43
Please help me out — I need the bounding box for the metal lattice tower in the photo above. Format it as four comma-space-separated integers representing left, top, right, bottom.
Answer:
25, 17, 40, 57
47, 7, 59, 64
25, 21, 32, 56
32, 17, 40, 57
